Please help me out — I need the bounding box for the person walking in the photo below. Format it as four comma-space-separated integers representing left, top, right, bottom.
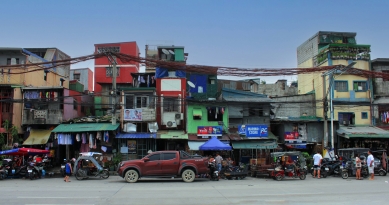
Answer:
355, 154, 362, 180
367, 150, 375, 180
312, 151, 323, 179
64, 159, 72, 182
215, 153, 223, 173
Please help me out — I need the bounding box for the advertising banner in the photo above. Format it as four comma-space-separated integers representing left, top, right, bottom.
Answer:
197, 126, 223, 137
127, 140, 136, 154
124, 109, 142, 121
238, 124, 268, 138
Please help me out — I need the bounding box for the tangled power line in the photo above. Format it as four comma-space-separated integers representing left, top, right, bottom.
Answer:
2, 52, 389, 79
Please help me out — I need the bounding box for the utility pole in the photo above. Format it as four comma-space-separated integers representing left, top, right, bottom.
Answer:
105, 52, 118, 126
112, 57, 117, 125
322, 75, 328, 148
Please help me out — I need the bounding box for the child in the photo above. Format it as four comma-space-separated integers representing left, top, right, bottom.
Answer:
64, 160, 72, 182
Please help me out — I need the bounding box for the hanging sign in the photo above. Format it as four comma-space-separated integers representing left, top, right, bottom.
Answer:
197, 126, 222, 137
238, 124, 268, 138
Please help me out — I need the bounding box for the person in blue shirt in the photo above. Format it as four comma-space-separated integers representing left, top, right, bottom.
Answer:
64, 160, 72, 182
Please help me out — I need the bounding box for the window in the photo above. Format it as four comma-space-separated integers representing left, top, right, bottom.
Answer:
73, 73, 80, 80
73, 100, 78, 110
207, 107, 224, 121
338, 113, 355, 125
148, 154, 160, 161
353, 81, 368, 91
125, 95, 134, 109
6, 58, 19, 65
362, 112, 368, 119
163, 98, 179, 112
136, 96, 148, 108
382, 70, 389, 82
162, 153, 176, 160
106, 67, 120, 77
335, 81, 348, 92
249, 108, 263, 116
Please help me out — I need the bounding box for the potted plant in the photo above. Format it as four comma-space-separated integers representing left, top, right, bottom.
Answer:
111, 152, 122, 171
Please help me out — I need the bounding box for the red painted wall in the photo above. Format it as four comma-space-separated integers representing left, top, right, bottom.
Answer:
94, 42, 140, 93
87, 69, 94, 92
156, 78, 186, 128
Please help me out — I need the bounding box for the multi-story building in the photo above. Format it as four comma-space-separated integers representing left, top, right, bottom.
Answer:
372, 58, 389, 130
70, 68, 94, 92
0, 47, 70, 146
94, 42, 140, 115
297, 31, 387, 149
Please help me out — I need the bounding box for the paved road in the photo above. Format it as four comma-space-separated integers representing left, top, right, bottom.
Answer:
1, 175, 389, 205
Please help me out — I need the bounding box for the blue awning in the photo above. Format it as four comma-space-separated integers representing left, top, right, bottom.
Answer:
116, 133, 156, 139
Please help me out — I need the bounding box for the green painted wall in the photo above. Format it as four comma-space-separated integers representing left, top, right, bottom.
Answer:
187, 104, 228, 134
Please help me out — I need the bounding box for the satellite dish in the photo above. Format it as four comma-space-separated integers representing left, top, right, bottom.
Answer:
169, 50, 175, 55
162, 49, 169, 55
187, 81, 195, 88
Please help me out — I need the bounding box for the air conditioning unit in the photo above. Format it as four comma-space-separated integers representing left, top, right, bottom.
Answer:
175, 113, 184, 120
162, 112, 180, 128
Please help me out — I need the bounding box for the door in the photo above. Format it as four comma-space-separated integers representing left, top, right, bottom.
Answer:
143, 153, 161, 176
160, 152, 180, 175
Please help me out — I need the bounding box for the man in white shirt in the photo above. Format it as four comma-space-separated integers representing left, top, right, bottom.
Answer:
367, 150, 375, 180
313, 151, 323, 179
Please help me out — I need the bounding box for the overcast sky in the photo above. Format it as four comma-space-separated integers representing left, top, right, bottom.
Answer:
1, 0, 388, 84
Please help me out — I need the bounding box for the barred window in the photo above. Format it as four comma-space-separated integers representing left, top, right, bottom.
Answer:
353, 81, 367, 91
335, 81, 348, 92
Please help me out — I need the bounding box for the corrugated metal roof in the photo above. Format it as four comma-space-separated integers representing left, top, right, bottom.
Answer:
52, 123, 119, 133
337, 126, 389, 139
223, 96, 272, 103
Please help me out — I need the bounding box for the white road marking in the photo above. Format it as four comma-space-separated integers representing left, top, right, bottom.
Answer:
19, 196, 99, 199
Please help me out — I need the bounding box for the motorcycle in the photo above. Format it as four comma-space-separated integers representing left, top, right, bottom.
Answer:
208, 161, 219, 181
27, 162, 41, 180
270, 154, 306, 181
74, 154, 110, 180
310, 165, 328, 178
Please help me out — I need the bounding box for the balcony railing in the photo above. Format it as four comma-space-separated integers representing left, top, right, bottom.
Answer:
22, 109, 63, 125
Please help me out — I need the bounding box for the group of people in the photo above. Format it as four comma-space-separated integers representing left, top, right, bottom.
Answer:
312, 150, 376, 180
207, 153, 234, 179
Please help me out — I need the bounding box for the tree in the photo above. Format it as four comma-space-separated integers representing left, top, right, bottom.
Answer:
260, 80, 266, 84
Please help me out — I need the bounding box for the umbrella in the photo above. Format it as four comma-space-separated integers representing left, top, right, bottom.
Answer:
199, 137, 232, 151
0, 148, 50, 156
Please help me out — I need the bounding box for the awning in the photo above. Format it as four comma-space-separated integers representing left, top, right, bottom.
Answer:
188, 141, 205, 151
116, 133, 156, 139
232, 140, 278, 149
157, 130, 188, 139
193, 109, 202, 117
52, 123, 119, 133
23, 129, 52, 145
337, 126, 389, 139
188, 140, 230, 151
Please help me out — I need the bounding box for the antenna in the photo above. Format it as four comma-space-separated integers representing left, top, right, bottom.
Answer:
168, 50, 175, 55
187, 81, 195, 88
162, 49, 169, 55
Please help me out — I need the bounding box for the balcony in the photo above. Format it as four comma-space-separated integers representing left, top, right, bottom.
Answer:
333, 90, 370, 103
22, 109, 63, 125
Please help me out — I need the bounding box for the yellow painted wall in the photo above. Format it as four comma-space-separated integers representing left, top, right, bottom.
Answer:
333, 105, 371, 125
0, 66, 69, 88
332, 59, 369, 71
12, 88, 23, 134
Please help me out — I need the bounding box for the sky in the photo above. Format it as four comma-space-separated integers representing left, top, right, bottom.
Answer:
1, 0, 389, 84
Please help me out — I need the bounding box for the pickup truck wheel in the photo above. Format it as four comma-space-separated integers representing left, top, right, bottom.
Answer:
182, 169, 195, 183
125, 170, 139, 183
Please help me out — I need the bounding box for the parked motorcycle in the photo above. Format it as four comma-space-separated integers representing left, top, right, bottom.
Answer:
208, 161, 219, 181
310, 165, 328, 178
27, 162, 41, 180
321, 158, 343, 177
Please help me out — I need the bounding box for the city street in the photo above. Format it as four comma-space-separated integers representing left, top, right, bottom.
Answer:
0, 175, 388, 205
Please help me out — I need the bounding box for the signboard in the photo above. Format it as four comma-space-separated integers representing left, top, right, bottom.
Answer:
127, 140, 136, 154
238, 124, 268, 138
124, 109, 142, 121
197, 135, 222, 139
284, 123, 307, 144
197, 126, 222, 137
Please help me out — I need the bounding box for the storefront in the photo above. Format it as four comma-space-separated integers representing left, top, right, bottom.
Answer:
115, 133, 157, 160
337, 126, 389, 151
156, 130, 188, 151
51, 123, 119, 165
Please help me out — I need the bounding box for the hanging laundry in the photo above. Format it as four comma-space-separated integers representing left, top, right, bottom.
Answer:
76, 133, 80, 142
82, 133, 86, 144
54, 92, 58, 101
96, 132, 102, 140
221, 107, 225, 114
104, 131, 109, 142
93, 138, 97, 149
89, 133, 93, 148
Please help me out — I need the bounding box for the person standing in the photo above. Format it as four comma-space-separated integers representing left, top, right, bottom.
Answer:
64, 160, 72, 182
355, 154, 362, 180
215, 153, 223, 173
312, 151, 323, 179
367, 150, 375, 180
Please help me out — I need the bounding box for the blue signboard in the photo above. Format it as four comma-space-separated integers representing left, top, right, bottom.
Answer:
238, 124, 268, 138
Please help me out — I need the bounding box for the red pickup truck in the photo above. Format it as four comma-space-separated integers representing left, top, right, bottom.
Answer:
117, 151, 209, 183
